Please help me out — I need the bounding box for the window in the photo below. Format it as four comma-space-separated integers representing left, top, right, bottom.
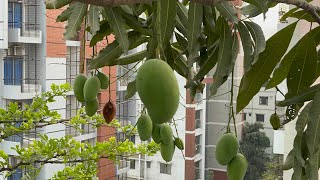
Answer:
256, 114, 265, 122
8, 2, 22, 28
130, 135, 135, 143
130, 160, 135, 169
160, 163, 171, 175
259, 96, 268, 105
195, 135, 201, 154
195, 110, 201, 129
4, 57, 23, 85
195, 160, 201, 179
243, 113, 247, 121
147, 161, 151, 168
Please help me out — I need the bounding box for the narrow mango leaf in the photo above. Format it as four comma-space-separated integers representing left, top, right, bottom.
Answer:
194, 43, 219, 80
315, 50, 320, 78
46, 0, 72, 9
236, 22, 297, 113
305, 153, 320, 180
266, 26, 320, 89
175, 16, 188, 37
281, 150, 294, 170
187, 2, 203, 64
203, 6, 216, 33
176, 1, 188, 29
105, 7, 129, 53
287, 35, 317, 96
172, 48, 188, 78
111, 50, 148, 66
125, 80, 136, 100
292, 157, 303, 180
293, 103, 312, 167
175, 32, 188, 52
243, 0, 268, 18
244, 21, 266, 62
306, 91, 320, 179
210, 17, 233, 95
146, 37, 158, 59
121, 5, 134, 15
64, 2, 88, 40
56, 5, 73, 22
89, 33, 146, 69
290, 10, 320, 22
157, 0, 177, 49
88, 5, 101, 36
241, 4, 260, 17
277, 83, 320, 106
280, 7, 299, 22
120, 11, 153, 36
306, 90, 320, 156
238, 21, 253, 71
215, 2, 238, 24
90, 20, 111, 47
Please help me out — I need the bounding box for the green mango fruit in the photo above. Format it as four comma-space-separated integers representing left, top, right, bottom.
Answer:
137, 114, 153, 141
174, 137, 184, 150
270, 113, 281, 130
73, 74, 87, 102
96, 71, 109, 89
85, 98, 99, 117
227, 153, 248, 180
152, 123, 162, 144
215, 133, 239, 165
84, 76, 101, 102
136, 59, 179, 124
160, 124, 173, 144
160, 140, 175, 162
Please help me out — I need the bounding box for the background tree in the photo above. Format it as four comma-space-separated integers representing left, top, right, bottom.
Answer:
240, 122, 270, 180
262, 154, 284, 180
2, 0, 320, 178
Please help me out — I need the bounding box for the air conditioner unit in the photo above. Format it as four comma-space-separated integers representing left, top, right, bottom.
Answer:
11, 46, 23, 56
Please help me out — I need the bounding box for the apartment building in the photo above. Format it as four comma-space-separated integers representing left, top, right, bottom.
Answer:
0, 1, 117, 179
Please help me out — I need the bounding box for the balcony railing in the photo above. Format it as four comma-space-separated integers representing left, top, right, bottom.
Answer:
9, 22, 41, 38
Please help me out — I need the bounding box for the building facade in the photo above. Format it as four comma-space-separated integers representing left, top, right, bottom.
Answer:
0, 1, 116, 179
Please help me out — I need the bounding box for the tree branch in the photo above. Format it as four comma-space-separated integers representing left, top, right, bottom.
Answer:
72, 0, 320, 24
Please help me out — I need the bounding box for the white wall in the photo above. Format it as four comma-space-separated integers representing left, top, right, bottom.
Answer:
0, 0, 8, 49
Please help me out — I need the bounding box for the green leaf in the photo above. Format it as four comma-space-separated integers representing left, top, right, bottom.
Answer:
292, 157, 303, 180
157, 0, 177, 49
277, 84, 320, 107
46, 0, 72, 9
88, 5, 101, 36
215, 2, 238, 24
280, 7, 299, 22
56, 5, 73, 22
175, 16, 188, 37
236, 22, 297, 113
241, 4, 260, 17
293, 103, 312, 167
266, 26, 320, 89
146, 37, 158, 59
306, 91, 320, 179
105, 7, 129, 52
172, 49, 188, 78
111, 50, 148, 66
89, 33, 146, 69
238, 21, 253, 71
64, 2, 88, 40
175, 32, 188, 52
194, 42, 219, 80
210, 17, 233, 95
290, 10, 320, 22
281, 150, 294, 170
187, 2, 203, 64
120, 11, 153, 36
244, 21, 266, 62
176, 1, 188, 29
287, 35, 317, 96
89, 20, 112, 47
125, 80, 136, 100
243, 0, 268, 18
306, 90, 320, 155
203, 6, 216, 33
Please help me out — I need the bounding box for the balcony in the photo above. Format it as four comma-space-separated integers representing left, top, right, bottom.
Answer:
116, 160, 130, 175
8, 22, 42, 43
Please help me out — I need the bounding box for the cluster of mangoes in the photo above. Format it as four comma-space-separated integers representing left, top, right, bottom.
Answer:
136, 59, 183, 162
74, 71, 109, 117
269, 113, 281, 130
216, 133, 248, 180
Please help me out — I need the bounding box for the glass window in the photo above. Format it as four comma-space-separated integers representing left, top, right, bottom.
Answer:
243, 113, 246, 121
160, 163, 171, 175
195, 135, 201, 154
130, 160, 135, 169
256, 114, 265, 122
147, 161, 151, 168
259, 96, 268, 105
4, 57, 23, 85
